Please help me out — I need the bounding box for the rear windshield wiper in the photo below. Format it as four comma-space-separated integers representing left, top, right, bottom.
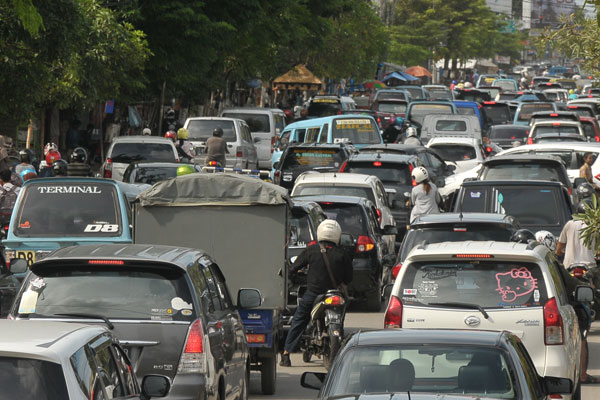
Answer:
428, 302, 489, 319
54, 313, 114, 329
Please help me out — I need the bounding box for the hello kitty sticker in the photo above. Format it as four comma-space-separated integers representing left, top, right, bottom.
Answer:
495, 268, 538, 303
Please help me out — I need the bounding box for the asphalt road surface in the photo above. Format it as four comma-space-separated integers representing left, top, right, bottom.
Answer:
249, 311, 600, 400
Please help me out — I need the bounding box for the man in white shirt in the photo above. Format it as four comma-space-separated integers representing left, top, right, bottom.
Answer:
556, 219, 595, 269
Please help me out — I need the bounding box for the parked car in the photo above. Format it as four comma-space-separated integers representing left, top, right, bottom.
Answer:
307, 95, 356, 118
0, 320, 171, 399
220, 107, 286, 169
183, 117, 259, 169
294, 195, 395, 310
384, 241, 589, 399
302, 329, 575, 400
427, 137, 488, 174
453, 180, 573, 236
488, 124, 530, 149
11, 244, 261, 400
291, 172, 396, 253
122, 162, 202, 185
102, 136, 179, 181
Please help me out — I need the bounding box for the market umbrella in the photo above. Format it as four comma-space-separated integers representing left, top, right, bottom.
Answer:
405, 65, 432, 77
382, 71, 419, 86
361, 79, 387, 89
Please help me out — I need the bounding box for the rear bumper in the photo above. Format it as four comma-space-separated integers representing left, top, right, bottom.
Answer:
163, 373, 209, 400
543, 345, 580, 386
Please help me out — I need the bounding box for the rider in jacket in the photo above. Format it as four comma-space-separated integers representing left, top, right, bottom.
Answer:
280, 220, 353, 367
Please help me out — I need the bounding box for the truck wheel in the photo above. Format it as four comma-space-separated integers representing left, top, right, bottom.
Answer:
302, 350, 312, 363
260, 355, 277, 395
323, 336, 341, 370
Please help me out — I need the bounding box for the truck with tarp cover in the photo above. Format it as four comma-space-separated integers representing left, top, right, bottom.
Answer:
133, 173, 290, 395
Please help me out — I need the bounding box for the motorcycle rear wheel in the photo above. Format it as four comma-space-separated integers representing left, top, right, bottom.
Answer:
323, 336, 341, 370
302, 350, 312, 363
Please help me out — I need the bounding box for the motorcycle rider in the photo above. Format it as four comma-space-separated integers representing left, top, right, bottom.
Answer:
204, 127, 229, 167
52, 159, 69, 177
15, 149, 35, 176
579, 152, 600, 191
175, 128, 195, 162
164, 127, 177, 143
403, 127, 422, 146
280, 220, 353, 367
407, 167, 441, 226
68, 147, 92, 177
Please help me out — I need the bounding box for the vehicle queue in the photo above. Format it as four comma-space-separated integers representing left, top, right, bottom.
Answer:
1, 69, 600, 400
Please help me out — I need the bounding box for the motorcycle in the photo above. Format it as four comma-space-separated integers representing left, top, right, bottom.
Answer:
567, 263, 600, 322
298, 287, 347, 370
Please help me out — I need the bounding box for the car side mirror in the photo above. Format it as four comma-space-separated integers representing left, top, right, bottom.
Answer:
575, 285, 594, 303
141, 375, 171, 398
382, 225, 398, 235
542, 376, 572, 395
237, 288, 262, 308
301, 372, 326, 390
10, 259, 28, 274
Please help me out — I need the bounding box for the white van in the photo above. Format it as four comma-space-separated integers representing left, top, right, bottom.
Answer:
420, 115, 483, 144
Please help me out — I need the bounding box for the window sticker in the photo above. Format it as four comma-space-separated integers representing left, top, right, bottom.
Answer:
403, 288, 417, 296
37, 186, 102, 194
84, 224, 119, 233
417, 281, 439, 298
20, 221, 30, 229
495, 268, 538, 302
533, 289, 540, 302
150, 308, 173, 321
18, 290, 38, 314
171, 297, 192, 310
470, 191, 481, 198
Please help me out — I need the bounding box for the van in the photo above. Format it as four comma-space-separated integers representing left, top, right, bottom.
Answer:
406, 101, 457, 129
220, 107, 286, 169
453, 100, 484, 130
420, 114, 482, 144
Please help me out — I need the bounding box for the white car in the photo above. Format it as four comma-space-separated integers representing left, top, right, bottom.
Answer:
529, 120, 586, 144
291, 172, 396, 252
384, 240, 586, 398
0, 320, 170, 399
102, 136, 179, 181
426, 137, 487, 174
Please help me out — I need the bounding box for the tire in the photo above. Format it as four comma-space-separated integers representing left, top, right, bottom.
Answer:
260, 355, 277, 395
323, 336, 341, 371
302, 350, 312, 363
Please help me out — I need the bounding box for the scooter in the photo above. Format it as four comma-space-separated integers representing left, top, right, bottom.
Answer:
299, 287, 347, 370
568, 263, 600, 321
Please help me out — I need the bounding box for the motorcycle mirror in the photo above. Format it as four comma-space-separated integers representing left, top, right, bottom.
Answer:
575, 285, 594, 303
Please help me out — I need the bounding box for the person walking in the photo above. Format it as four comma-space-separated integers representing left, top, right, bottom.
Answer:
407, 167, 442, 226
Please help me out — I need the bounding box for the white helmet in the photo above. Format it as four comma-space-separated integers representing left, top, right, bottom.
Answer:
142, 128, 151, 135
464, 82, 473, 88
317, 220, 342, 245
406, 127, 417, 138
44, 142, 58, 156
535, 230, 557, 252
412, 166, 429, 184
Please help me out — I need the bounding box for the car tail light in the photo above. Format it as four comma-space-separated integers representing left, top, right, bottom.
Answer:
339, 161, 348, 172
373, 161, 382, 167
356, 235, 375, 252
274, 170, 281, 184
408, 164, 416, 186
384, 295, 402, 328
178, 319, 207, 373
236, 149, 243, 158
571, 267, 585, 278
552, 122, 561, 126
324, 295, 345, 305
486, 146, 492, 153
376, 208, 382, 223
88, 260, 125, 265
453, 254, 493, 258
550, 113, 558, 117
391, 263, 402, 279
595, 136, 600, 142
337, 110, 342, 115
208, 161, 219, 166
103, 158, 112, 178
377, 117, 382, 128
544, 298, 564, 345
568, 187, 572, 196
390, 116, 396, 124
483, 101, 496, 105
527, 137, 533, 145
595, 173, 600, 180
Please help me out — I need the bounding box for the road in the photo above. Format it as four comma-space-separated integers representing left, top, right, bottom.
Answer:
249, 311, 600, 400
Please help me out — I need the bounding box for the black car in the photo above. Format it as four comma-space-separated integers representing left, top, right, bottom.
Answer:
293, 195, 395, 311
454, 180, 573, 236
273, 143, 355, 191
394, 213, 520, 282
301, 329, 573, 400
340, 152, 421, 239
122, 162, 202, 185
488, 124, 530, 149
454, 89, 491, 102
11, 244, 261, 400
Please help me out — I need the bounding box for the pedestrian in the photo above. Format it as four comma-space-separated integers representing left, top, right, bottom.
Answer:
407, 167, 442, 227
579, 152, 600, 191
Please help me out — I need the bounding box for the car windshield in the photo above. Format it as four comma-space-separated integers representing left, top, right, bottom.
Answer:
401, 261, 547, 309
582, 123, 597, 139
221, 112, 270, 133
430, 145, 476, 161
290, 213, 314, 247
481, 163, 563, 183
0, 357, 68, 399
376, 102, 407, 113
294, 185, 376, 204
332, 118, 381, 144
404, 87, 424, 99
131, 166, 181, 184
328, 345, 517, 398
489, 128, 528, 141
409, 105, 454, 125
461, 186, 562, 226
533, 126, 580, 136
308, 99, 341, 117
435, 120, 467, 132
482, 105, 511, 124
281, 148, 345, 170
346, 162, 411, 185
14, 182, 122, 237
319, 204, 368, 237
18, 267, 196, 320
400, 227, 513, 261
186, 120, 236, 141
517, 104, 554, 121
110, 143, 175, 163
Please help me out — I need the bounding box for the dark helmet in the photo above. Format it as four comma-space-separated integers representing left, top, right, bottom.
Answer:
511, 229, 536, 244
213, 127, 224, 137
70, 147, 88, 163
577, 198, 593, 214
19, 149, 34, 163
576, 182, 594, 199
52, 159, 68, 176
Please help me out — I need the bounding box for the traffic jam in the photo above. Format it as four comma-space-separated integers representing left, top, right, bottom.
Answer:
2, 69, 600, 400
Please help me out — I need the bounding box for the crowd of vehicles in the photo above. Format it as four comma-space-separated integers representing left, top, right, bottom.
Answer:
2, 70, 600, 400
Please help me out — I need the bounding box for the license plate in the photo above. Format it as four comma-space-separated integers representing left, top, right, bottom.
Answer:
246, 334, 265, 343
16, 250, 35, 267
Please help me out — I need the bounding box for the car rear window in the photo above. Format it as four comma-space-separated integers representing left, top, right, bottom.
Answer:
0, 357, 68, 399
427, 90, 453, 100
509, 150, 594, 169
346, 161, 411, 185
294, 185, 376, 204
110, 142, 175, 163
490, 127, 529, 141
187, 120, 236, 142
290, 213, 314, 247
308, 98, 341, 117
377, 92, 408, 102
481, 163, 564, 184
401, 261, 547, 309
18, 266, 196, 320
282, 148, 345, 170
14, 182, 122, 237
492, 80, 517, 91
319, 204, 368, 237
482, 104, 511, 124
430, 145, 476, 161
404, 87, 424, 99
376, 102, 407, 113
435, 120, 467, 132
221, 112, 270, 133
409, 104, 454, 125
517, 104, 554, 121
332, 118, 380, 144
532, 125, 580, 136
569, 107, 594, 118
456, 107, 476, 115
582, 122, 597, 139
131, 166, 180, 184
